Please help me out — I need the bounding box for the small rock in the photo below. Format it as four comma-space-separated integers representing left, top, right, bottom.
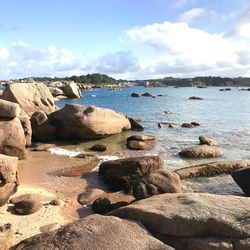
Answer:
89, 144, 107, 152
131, 93, 140, 97
127, 140, 154, 150
142, 92, 155, 97
92, 197, 111, 214
32, 144, 57, 151
127, 116, 144, 131
77, 189, 107, 206
50, 199, 62, 206
189, 96, 203, 100
169, 124, 177, 128
191, 122, 200, 126
181, 123, 194, 128
127, 135, 156, 142
158, 123, 163, 128
199, 136, 218, 146
0, 224, 13, 250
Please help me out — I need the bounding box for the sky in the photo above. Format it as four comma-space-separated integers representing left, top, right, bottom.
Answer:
0, 0, 250, 80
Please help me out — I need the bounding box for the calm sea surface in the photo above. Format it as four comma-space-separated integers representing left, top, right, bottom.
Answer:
56, 86, 250, 195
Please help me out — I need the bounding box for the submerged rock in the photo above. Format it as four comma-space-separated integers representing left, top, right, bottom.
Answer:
175, 160, 250, 179
49, 104, 131, 140
178, 145, 223, 158
13, 214, 171, 250
0, 154, 18, 207
232, 167, 250, 196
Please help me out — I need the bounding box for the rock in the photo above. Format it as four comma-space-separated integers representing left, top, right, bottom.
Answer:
49, 199, 62, 206
127, 140, 154, 150
127, 116, 144, 131
48, 87, 65, 97
0, 224, 13, 250
49, 104, 131, 139
18, 111, 32, 147
169, 124, 177, 128
89, 144, 107, 152
131, 92, 140, 97
158, 123, 163, 128
1, 83, 56, 116
92, 197, 111, 214
99, 155, 164, 191
0, 118, 27, 159
61, 82, 82, 98
175, 160, 250, 179
178, 145, 223, 158
181, 123, 194, 128
231, 168, 250, 196
142, 92, 155, 97
0, 99, 21, 118
191, 122, 200, 126
110, 193, 250, 248
189, 96, 203, 100
13, 214, 171, 250
131, 169, 182, 200
199, 136, 218, 146
30, 111, 56, 142
32, 143, 57, 151
10, 194, 43, 215
0, 154, 18, 206
77, 189, 107, 206
127, 135, 156, 142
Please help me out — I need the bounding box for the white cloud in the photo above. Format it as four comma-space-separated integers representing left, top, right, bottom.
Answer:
179, 8, 217, 23
0, 48, 9, 60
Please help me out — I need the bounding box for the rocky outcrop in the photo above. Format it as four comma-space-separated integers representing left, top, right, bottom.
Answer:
48, 104, 131, 140
175, 160, 250, 179
10, 194, 43, 215
127, 135, 156, 150
1, 83, 56, 116
0, 224, 13, 250
61, 82, 82, 98
13, 214, 171, 250
31, 111, 56, 142
232, 168, 250, 196
99, 155, 164, 191
0, 118, 27, 159
178, 145, 223, 158
0, 154, 18, 206
0, 99, 21, 118
199, 136, 218, 146
110, 193, 250, 250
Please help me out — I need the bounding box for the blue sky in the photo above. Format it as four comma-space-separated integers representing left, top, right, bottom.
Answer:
0, 0, 250, 79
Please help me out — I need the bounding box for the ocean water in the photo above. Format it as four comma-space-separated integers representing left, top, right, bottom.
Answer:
55, 86, 250, 195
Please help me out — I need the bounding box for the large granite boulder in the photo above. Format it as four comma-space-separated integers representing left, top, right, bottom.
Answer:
13, 214, 171, 250
61, 82, 82, 98
178, 145, 223, 158
0, 118, 27, 159
48, 104, 131, 139
0, 99, 21, 118
110, 193, 250, 249
31, 111, 56, 142
0, 154, 18, 206
232, 167, 250, 196
1, 83, 56, 116
175, 160, 250, 179
0, 224, 13, 250
99, 155, 164, 191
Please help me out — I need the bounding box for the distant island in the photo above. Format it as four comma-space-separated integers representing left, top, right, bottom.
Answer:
1, 74, 250, 87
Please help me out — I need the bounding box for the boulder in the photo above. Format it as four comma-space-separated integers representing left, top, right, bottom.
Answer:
131, 169, 182, 200
199, 136, 218, 146
131, 92, 140, 97
92, 197, 112, 214
127, 135, 156, 150
30, 111, 56, 142
127, 116, 144, 131
142, 92, 155, 97
231, 168, 250, 196
0, 154, 18, 206
99, 155, 164, 191
89, 144, 107, 152
13, 214, 171, 250
77, 188, 107, 206
178, 145, 223, 158
0, 224, 13, 250
61, 82, 82, 98
110, 193, 250, 248
1, 83, 56, 116
48, 87, 65, 97
18, 110, 32, 147
48, 104, 131, 139
0, 99, 21, 118
189, 96, 203, 100
181, 123, 194, 128
10, 193, 43, 215
0, 118, 27, 159
175, 160, 250, 179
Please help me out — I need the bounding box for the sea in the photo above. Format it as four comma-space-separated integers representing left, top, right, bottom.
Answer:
54, 86, 250, 196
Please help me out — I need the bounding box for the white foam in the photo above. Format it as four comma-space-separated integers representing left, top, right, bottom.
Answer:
48, 147, 82, 158
97, 155, 120, 161
91, 94, 96, 97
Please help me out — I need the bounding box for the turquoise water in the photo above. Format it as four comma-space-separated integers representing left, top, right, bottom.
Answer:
56, 86, 250, 195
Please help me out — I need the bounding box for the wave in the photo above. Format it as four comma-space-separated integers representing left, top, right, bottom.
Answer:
48, 147, 82, 157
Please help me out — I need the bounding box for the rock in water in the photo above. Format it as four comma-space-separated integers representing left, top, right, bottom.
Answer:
127, 116, 144, 131
231, 167, 250, 196
178, 145, 222, 158
0, 118, 27, 159
189, 96, 203, 100
131, 92, 140, 97
89, 144, 107, 152
110, 193, 250, 249
1, 83, 56, 116
199, 136, 218, 146
0, 99, 21, 118
13, 214, 171, 250
48, 104, 131, 139
175, 160, 250, 179
0, 154, 18, 206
